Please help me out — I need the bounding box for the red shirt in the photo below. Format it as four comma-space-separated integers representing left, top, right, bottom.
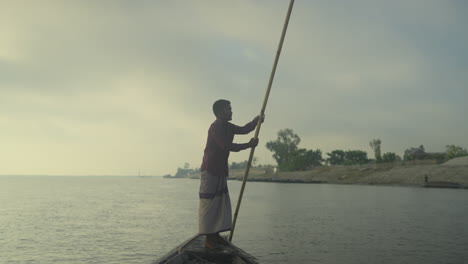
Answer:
201, 119, 257, 177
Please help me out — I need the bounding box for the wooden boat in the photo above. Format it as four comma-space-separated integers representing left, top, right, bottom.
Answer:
152, 234, 259, 264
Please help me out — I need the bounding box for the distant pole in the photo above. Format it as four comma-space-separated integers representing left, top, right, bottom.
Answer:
229, 0, 295, 242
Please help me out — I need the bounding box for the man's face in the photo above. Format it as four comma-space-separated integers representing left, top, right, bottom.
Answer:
221, 104, 232, 121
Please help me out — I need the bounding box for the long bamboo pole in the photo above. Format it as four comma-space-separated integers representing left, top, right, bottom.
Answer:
229, 0, 295, 242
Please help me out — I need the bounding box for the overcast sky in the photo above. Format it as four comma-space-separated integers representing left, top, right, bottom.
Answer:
1, 0, 467, 176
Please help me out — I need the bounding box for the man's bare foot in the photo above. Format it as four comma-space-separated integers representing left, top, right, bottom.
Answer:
204, 240, 220, 249
204, 235, 221, 249
214, 234, 229, 245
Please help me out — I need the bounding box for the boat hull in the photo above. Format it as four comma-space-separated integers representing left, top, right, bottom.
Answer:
153, 234, 259, 264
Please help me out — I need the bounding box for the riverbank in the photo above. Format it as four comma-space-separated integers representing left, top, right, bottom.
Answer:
179, 157, 468, 188
226, 157, 468, 188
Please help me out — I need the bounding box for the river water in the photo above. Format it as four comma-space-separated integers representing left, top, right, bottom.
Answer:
1, 176, 467, 263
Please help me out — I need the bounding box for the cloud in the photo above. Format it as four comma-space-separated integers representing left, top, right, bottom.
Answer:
0, 1, 467, 175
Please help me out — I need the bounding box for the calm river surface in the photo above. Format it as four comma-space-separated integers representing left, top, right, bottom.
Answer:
1, 176, 467, 263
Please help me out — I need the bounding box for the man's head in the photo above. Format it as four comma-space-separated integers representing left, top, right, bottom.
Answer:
213, 99, 232, 121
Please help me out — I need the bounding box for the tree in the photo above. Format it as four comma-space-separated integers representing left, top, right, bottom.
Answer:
369, 139, 382, 161
426, 152, 446, 162
229, 161, 248, 170
266, 129, 322, 171
326, 150, 346, 165
230, 157, 258, 169
381, 152, 400, 163
344, 150, 369, 165
446, 145, 468, 160
284, 148, 322, 171
266, 129, 300, 167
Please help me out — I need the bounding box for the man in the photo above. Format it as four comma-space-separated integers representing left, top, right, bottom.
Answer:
199, 99, 263, 249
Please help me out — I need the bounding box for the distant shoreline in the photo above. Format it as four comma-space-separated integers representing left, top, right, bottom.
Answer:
177, 158, 468, 189
226, 163, 468, 189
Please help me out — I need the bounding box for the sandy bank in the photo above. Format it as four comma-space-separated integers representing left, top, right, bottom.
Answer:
227, 162, 468, 188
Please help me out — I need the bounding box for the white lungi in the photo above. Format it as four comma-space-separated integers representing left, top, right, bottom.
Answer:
198, 171, 232, 235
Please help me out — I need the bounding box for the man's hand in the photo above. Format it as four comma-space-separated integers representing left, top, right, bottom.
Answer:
249, 138, 259, 148
253, 114, 265, 124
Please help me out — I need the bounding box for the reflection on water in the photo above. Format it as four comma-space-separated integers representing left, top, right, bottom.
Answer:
1, 176, 467, 263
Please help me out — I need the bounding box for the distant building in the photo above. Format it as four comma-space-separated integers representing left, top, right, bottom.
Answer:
404, 145, 446, 162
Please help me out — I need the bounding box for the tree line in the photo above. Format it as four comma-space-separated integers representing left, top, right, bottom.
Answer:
174, 129, 467, 175
265, 128, 468, 172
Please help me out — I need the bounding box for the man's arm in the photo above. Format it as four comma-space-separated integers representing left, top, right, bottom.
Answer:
232, 115, 265, 135
211, 124, 256, 152
225, 139, 258, 152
